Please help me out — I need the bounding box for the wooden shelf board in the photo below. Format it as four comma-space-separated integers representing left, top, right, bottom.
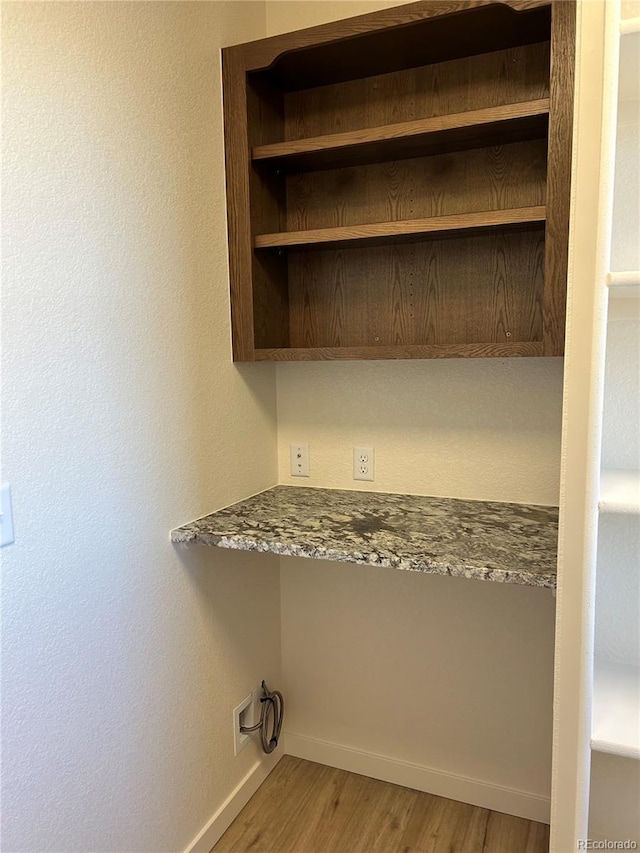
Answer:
599, 469, 640, 514
254, 342, 544, 361
252, 100, 550, 171
592, 660, 640, 760
254, 206, 547, 251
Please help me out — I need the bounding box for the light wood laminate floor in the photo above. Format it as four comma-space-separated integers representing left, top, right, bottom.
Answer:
213, 756, 549, 853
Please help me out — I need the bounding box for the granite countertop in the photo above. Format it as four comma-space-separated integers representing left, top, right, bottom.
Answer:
171, 486, 558, 589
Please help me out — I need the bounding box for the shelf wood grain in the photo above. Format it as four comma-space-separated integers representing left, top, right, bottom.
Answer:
254, 206, 546, 250
285, 232, 544, 350
253, 100, 550, 171
285, 140, 547, 233
255, 343, 544, 361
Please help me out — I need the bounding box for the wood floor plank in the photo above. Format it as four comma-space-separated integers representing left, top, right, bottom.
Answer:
482, 810, 551, 853
213, 757, 335, 852
323, 773, 417, 853
212, 756, 550, 853
401, 794, 490, 853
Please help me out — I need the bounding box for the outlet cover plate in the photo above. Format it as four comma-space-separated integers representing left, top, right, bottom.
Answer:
290, 443, 310, 477
353, 446, 374, 481
233, 694, 252, 755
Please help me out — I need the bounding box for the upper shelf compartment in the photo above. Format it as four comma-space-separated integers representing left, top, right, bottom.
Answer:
252, 2, 552, 91
223, 1, 575, 361
252, 100, 550, 172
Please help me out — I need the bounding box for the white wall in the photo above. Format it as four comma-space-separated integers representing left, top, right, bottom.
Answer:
589, 752, 640, 844
266, 0, 416, 32
268, 0, 561, 821
277, 359, 562, 502
611, 33, 640, 274
1, 3, 281, 851
282, 560, 555, 801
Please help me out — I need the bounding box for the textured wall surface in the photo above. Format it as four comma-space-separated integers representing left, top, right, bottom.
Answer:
604, 34, 639, 471
1, 3, 281, 851
595, 515, 640, 667
601, 304, 640, 471
281, 557, 556, 797
266, 0, 416, 33
268, 0, 561, 812
611, 45, 640, 272
589, 752, 640, 843
276, 359, 563, 503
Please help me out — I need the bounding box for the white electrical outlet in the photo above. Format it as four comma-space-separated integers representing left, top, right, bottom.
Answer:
353, 446, 374, 481
290, 443, 310, 477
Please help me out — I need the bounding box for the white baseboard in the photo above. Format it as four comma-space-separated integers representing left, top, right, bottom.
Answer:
184, 748, 283, 853
284, 732, 550, 825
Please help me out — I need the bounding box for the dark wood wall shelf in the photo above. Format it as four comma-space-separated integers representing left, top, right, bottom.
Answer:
254, 206, 547, 250
222, 0, 575, 361
251, 99, 551, 172
254, 342, 544, 362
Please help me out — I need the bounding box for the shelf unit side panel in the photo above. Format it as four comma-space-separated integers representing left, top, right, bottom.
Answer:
222, 48, 257, 361
246, 73, 291, 350
542, 0, 576, 356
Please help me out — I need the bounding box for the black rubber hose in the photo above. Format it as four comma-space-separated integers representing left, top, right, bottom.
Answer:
240, 681, 284, 754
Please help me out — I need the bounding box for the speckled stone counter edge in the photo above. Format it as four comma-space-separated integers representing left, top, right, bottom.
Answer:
171, 486, 558, 590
